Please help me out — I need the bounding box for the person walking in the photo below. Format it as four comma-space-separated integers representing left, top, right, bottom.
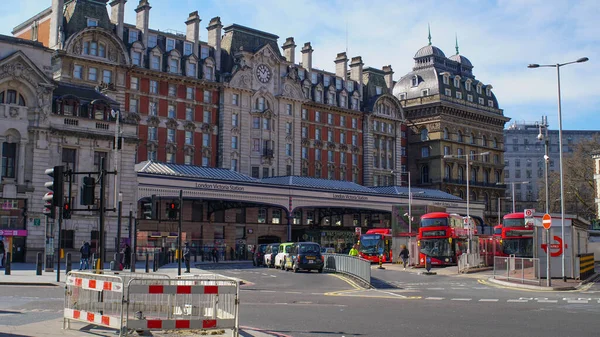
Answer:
212, 246, 219, 263
399, 245, 410, 270
79, 241, 90, 270
0, 240, 5, 268
123, 244, 132, 270
183, 242, 191, 273
349, 244, 359, 257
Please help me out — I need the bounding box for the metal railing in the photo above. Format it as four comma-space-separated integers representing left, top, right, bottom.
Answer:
493, 256, 540, 285
323, 254, 371, 286
458, 253, 483, 273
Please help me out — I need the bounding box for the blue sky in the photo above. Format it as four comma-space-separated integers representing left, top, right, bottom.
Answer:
2, 0, 598, 130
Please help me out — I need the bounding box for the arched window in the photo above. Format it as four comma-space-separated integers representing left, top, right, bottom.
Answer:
445, 164, 452, 180
459, 190, 464, 199
457, 130, 463, 143
0, 90, 26, 106
443, 127, 449, 140
470, 133, 476, 144
493, 138, 498, 149
412, 75, 419, 87
256, 97, 267, 111
458, 166, 464, 182
483, 193, 489, 211
420, 128, 429, 141
421, 165, 429, 184
470, 191, 477, 202
483, 170, 489, 184
495, 170, 501, 183
470, 167, 477, 182
482, 135, 487, 147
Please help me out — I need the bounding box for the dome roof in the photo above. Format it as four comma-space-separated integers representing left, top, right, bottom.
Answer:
449, 54, 473, 68
414, 45, 446, 59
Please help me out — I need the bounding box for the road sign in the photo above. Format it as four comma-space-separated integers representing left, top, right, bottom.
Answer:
524, 209, 535, 218
541, 235, 566, 257
542, 213, 552, 230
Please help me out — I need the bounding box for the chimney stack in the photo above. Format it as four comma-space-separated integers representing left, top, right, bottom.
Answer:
49, 0, 64, 49
301, 42, 313, 72
382, 65, 394, 94
282, 37, 296, 63
135, 0, 151, 48
207, 17, 223, 71
335, 52, 348, 79
186, 11, 201, 57
110, 0, 127, 41
349, 56, 364, 87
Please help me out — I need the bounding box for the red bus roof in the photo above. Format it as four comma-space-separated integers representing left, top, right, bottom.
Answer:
421, 212, 449, 219
365, 228, 391, 235
503, 212, 525, 219
494, 224, 503, 229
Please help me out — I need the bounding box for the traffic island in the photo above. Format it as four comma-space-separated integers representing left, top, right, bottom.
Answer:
419, 271, 437, 275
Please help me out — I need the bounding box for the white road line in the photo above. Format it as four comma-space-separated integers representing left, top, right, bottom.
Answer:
425, 288, 444, 290
507, 299, 529, 303
451, 298, 472, 301
566, 300, 589, 304
259, 290, 276, 293
376, 290, 407, 298
284, 291, 302, 294
478, 299, 499, 302
537, 300, 558, 303
425, 297, 444, 300
451, 287, 467, 290
311, 293, 321, 295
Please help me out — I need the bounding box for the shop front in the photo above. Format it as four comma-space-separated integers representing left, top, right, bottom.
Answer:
0, 198, 27, 263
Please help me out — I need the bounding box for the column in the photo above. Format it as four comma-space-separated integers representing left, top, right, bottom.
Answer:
18, 140, 26, 185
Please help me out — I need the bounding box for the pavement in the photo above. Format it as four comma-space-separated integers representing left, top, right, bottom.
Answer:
0, 260, 290, 337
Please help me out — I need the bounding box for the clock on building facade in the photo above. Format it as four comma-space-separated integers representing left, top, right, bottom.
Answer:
256, 64, 271, 83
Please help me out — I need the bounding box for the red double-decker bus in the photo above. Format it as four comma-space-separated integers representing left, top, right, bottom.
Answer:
498, 213, 534, 257
358, 228, 393, 263
417, 212, 474, 266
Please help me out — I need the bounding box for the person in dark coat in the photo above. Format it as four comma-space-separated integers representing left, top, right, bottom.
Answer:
0, 240, 5, 268
123, 244, 132, 269
183, 242, 191, 273
79, 241, 90, 270
212, 246, 219, 263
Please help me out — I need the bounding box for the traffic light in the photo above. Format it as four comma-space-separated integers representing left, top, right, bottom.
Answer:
44, 166, 64, 208
42, 194, 55, 219
167, 201, 179, 220
81, 176, 96, 206
63, 202, 71, 219
142, 195, 157, 220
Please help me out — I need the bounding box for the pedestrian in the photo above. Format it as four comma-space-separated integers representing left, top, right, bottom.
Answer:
79, 241, 90, 270
230, 246, 235, 261
399, 245, 410, 270
349, 244, 359, 257
212, 246, 219, 263
0, 240, 5, 268
123, 244, 132, 269
183, 242, 191, 273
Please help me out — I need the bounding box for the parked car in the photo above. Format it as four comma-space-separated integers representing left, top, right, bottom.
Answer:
321, 247, 335, 254
284, 242, 324, 273
274, 243, 294, 269
252, 244, 268, 267
264, 244, 279, 268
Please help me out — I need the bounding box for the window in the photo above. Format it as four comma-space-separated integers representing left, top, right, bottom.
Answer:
315, 111, 321, 122
467, 94, 473, 102
148, 35, 157, 48
327, 113, 333, 124
286, 144, 292, 156
421, 89, 429, 97
315, 129, 321, 140
457, 131, 463, 143
352, 97, 359, 110
167, 129, 175, 142
102, 70, 112, 83
352, 154, 358, 165
129, 98, 138, 113
168, 105, 175, 118
202, 156, 209, 167
263, 168, 269, 178
328, 92, 335, 105
421, 165, 429, 183
87, 18, 98, 27
315, 89, 322, 103
315, 150, 322, 161
420, 128, 428, 141
231, 136, 238, 149
166, 152, 175, 163
201, 46, 209, 59
515, 159, 520, 167
147, 150, 157, 161
184, 42, 192, 56
73, 65, 82, 79
130, 76, 139, 90
62, 148, 77, 170
488, 100, 494, 107
456, 92, 462, 99
131, 51, 142, 66
479, 97, 485, 105
376, 86, 383, 95
340, 131, 346, 144
232, 94, 239, 106
286, 104, 292, 115
169, 59, 178, 73
457, 148, 463, 156
286, 122, 292, 135
454, 78, 460, 88
187, 63, 196, 77
88, 67, 97, 81
469, 150, 475, 160
230, 159, 238, 171
411, 75, 419, 87
203, 90, 211, 103
166, 38, 175, 52
458, 166, 464, 182
151, 55, 160, 70
231, 113, 238, 126
149, 102, 157, 116
1, 143, 16, 178
445, 165, 451, 180
352, 118, 357, 129
352, 134, 357, 146
262, 118, 270, 130
301, 109, 308, 120
148, 127, 157, 141
301, 127, 307, 138
340, 152, 346, 164
302, 147, 308, 159
445, 88, 452, 96
186, 107, 193, 121
202, 134, 210, 147
470, 133, 476, 145
252, 117, 260, 129
128, 30, 138, 43
203, 110, 211, 124
257, 97, 265, 111
443, 75, 449, 85
421, 146, 429, 157
486, 87, 491, 97
186, 87, 194, 100
340, 116, 346, 127
184, 154, 192, 165
444, 146, 450, 156
327, 130, 333, 142
494, 154, 499, 164
168, 84, 176, 96
328, 151, 334, 163
252, 139, 260, 152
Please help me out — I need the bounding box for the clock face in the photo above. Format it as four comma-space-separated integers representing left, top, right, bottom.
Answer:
256, 64, 271, 83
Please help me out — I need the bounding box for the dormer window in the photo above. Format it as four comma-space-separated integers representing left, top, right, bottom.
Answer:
184, 42, 193, 56
132, 51, 141, 66
148, 35, 157, 48
376, 86, 383, 95
328, 92, 335, 106
203, 63, 214, 80
351, 97, 359, 110
187, 62, 196, 77
476, 84, 482, 94
128, 30, 138, 44
302, 86, 310, 99
336, 78, 342, 90
443, 75, 449, 85
169, 58, 178, 74
486, 87, 491, 97
454, 77, 460, 88
324, 75, 330, 87
411, 75, 419, 87
311, 72, 318, 84
421, 89, 429, 97
347, 81, 354, 92
399, 93, 407, 100
166, 38, 176, 52
456, 92, 462, 99
340, 94, 347, 108
200, 46, 209, 59
315, 89, 323, 103
87, 18, 98, 27
488, 100, 494, 107
151, 54, 160, 70
465, 80, 472, 91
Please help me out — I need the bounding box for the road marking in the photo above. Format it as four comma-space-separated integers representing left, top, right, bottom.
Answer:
478, 299, 499, 302
426, 288, 444, 290
507, 299, 529, 303
537, 299, 558, 303
425, 297, 444, 300
311, 293, 321, 295
284, 291, 302, 294
451, 298, 472, 301
259, 290, 276, 293
375, 290, 407, 298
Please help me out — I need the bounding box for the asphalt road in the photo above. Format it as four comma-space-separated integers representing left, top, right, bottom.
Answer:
1, 263, 599, 337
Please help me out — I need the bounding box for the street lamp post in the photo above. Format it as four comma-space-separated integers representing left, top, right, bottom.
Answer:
444, 151, 489, 254
497, 197, 511, 225
496, 181, 529, 213
528, 56, 589, 281
538, 115, 551, 286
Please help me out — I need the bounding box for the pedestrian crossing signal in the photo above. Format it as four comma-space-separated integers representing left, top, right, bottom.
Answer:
167, 201, 179, 220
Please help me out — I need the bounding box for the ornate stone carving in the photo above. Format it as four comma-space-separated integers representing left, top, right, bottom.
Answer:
285, 135, 294, 142
165, 119, 178, 129
147, 141, 158, 151
282, 82, 304, 100
339, 144, 348, 152
230, 72, 251, 89
166, 143, 177, 152
9, 107, 19, 118
146, 115, 160, 127
314, 140, 323, 148
352, 145, 360, 153
201, 123, 211, 133
327, 142, 336, 150
184, 145, 195, 155
301, 138, 310, 146
184, 121, 196, 132
286, 65, 299, 81
230, 126, 240, 135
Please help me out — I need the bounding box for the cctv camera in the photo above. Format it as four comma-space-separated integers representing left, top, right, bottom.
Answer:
544, 155, 549, 162
537, 133, 543, 141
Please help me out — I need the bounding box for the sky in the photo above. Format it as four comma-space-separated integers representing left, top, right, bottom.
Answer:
1, 0, 598, 130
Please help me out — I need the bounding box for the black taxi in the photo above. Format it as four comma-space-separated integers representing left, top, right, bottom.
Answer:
284, 242, 324, 273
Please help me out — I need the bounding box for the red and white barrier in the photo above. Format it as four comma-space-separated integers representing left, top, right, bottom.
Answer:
127, 318, 235, 330
64, 308, 121, 329
128, 284, 236, 295
67, 275, 123, 293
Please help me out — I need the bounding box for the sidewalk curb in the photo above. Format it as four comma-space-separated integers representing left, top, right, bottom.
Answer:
0, 281, 61, 286
487, 272, 599, 291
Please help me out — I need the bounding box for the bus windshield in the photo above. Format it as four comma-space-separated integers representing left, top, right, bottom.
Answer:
421, 218, 448, 227
494, 227, 502, 235
502, 238, 533, 257
419, 238, 453, 257
503, 218, 525, 227
359, 234, 382, 254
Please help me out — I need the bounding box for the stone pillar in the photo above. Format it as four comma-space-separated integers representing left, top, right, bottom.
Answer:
17, 140, 26, 185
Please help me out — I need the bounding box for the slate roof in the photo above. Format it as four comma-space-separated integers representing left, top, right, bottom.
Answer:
370, 186, 462, 201
53, 82, 119, 107
136, 161, 258, 183
260, 176, 375, 193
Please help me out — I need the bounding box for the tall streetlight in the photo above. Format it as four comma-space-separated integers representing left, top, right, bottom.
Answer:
497, 181, 529, 213
444, 151, 490, 253
497, 196, 511, 225
538, 115, 551, 286
528, 56, 589, 281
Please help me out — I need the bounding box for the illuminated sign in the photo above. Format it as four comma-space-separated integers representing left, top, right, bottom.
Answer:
504, 230, 533, 237
421, 230, 446, 237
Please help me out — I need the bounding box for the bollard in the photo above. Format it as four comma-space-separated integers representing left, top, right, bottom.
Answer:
66, 253, 72, 274
36, 252, 43, 275
131, 253, 136, 272
194, 249, 197, 263
4, 253, 11, 275
377, 254, 385, 270
145, 253, 149, 273
153, 253, 158, 272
